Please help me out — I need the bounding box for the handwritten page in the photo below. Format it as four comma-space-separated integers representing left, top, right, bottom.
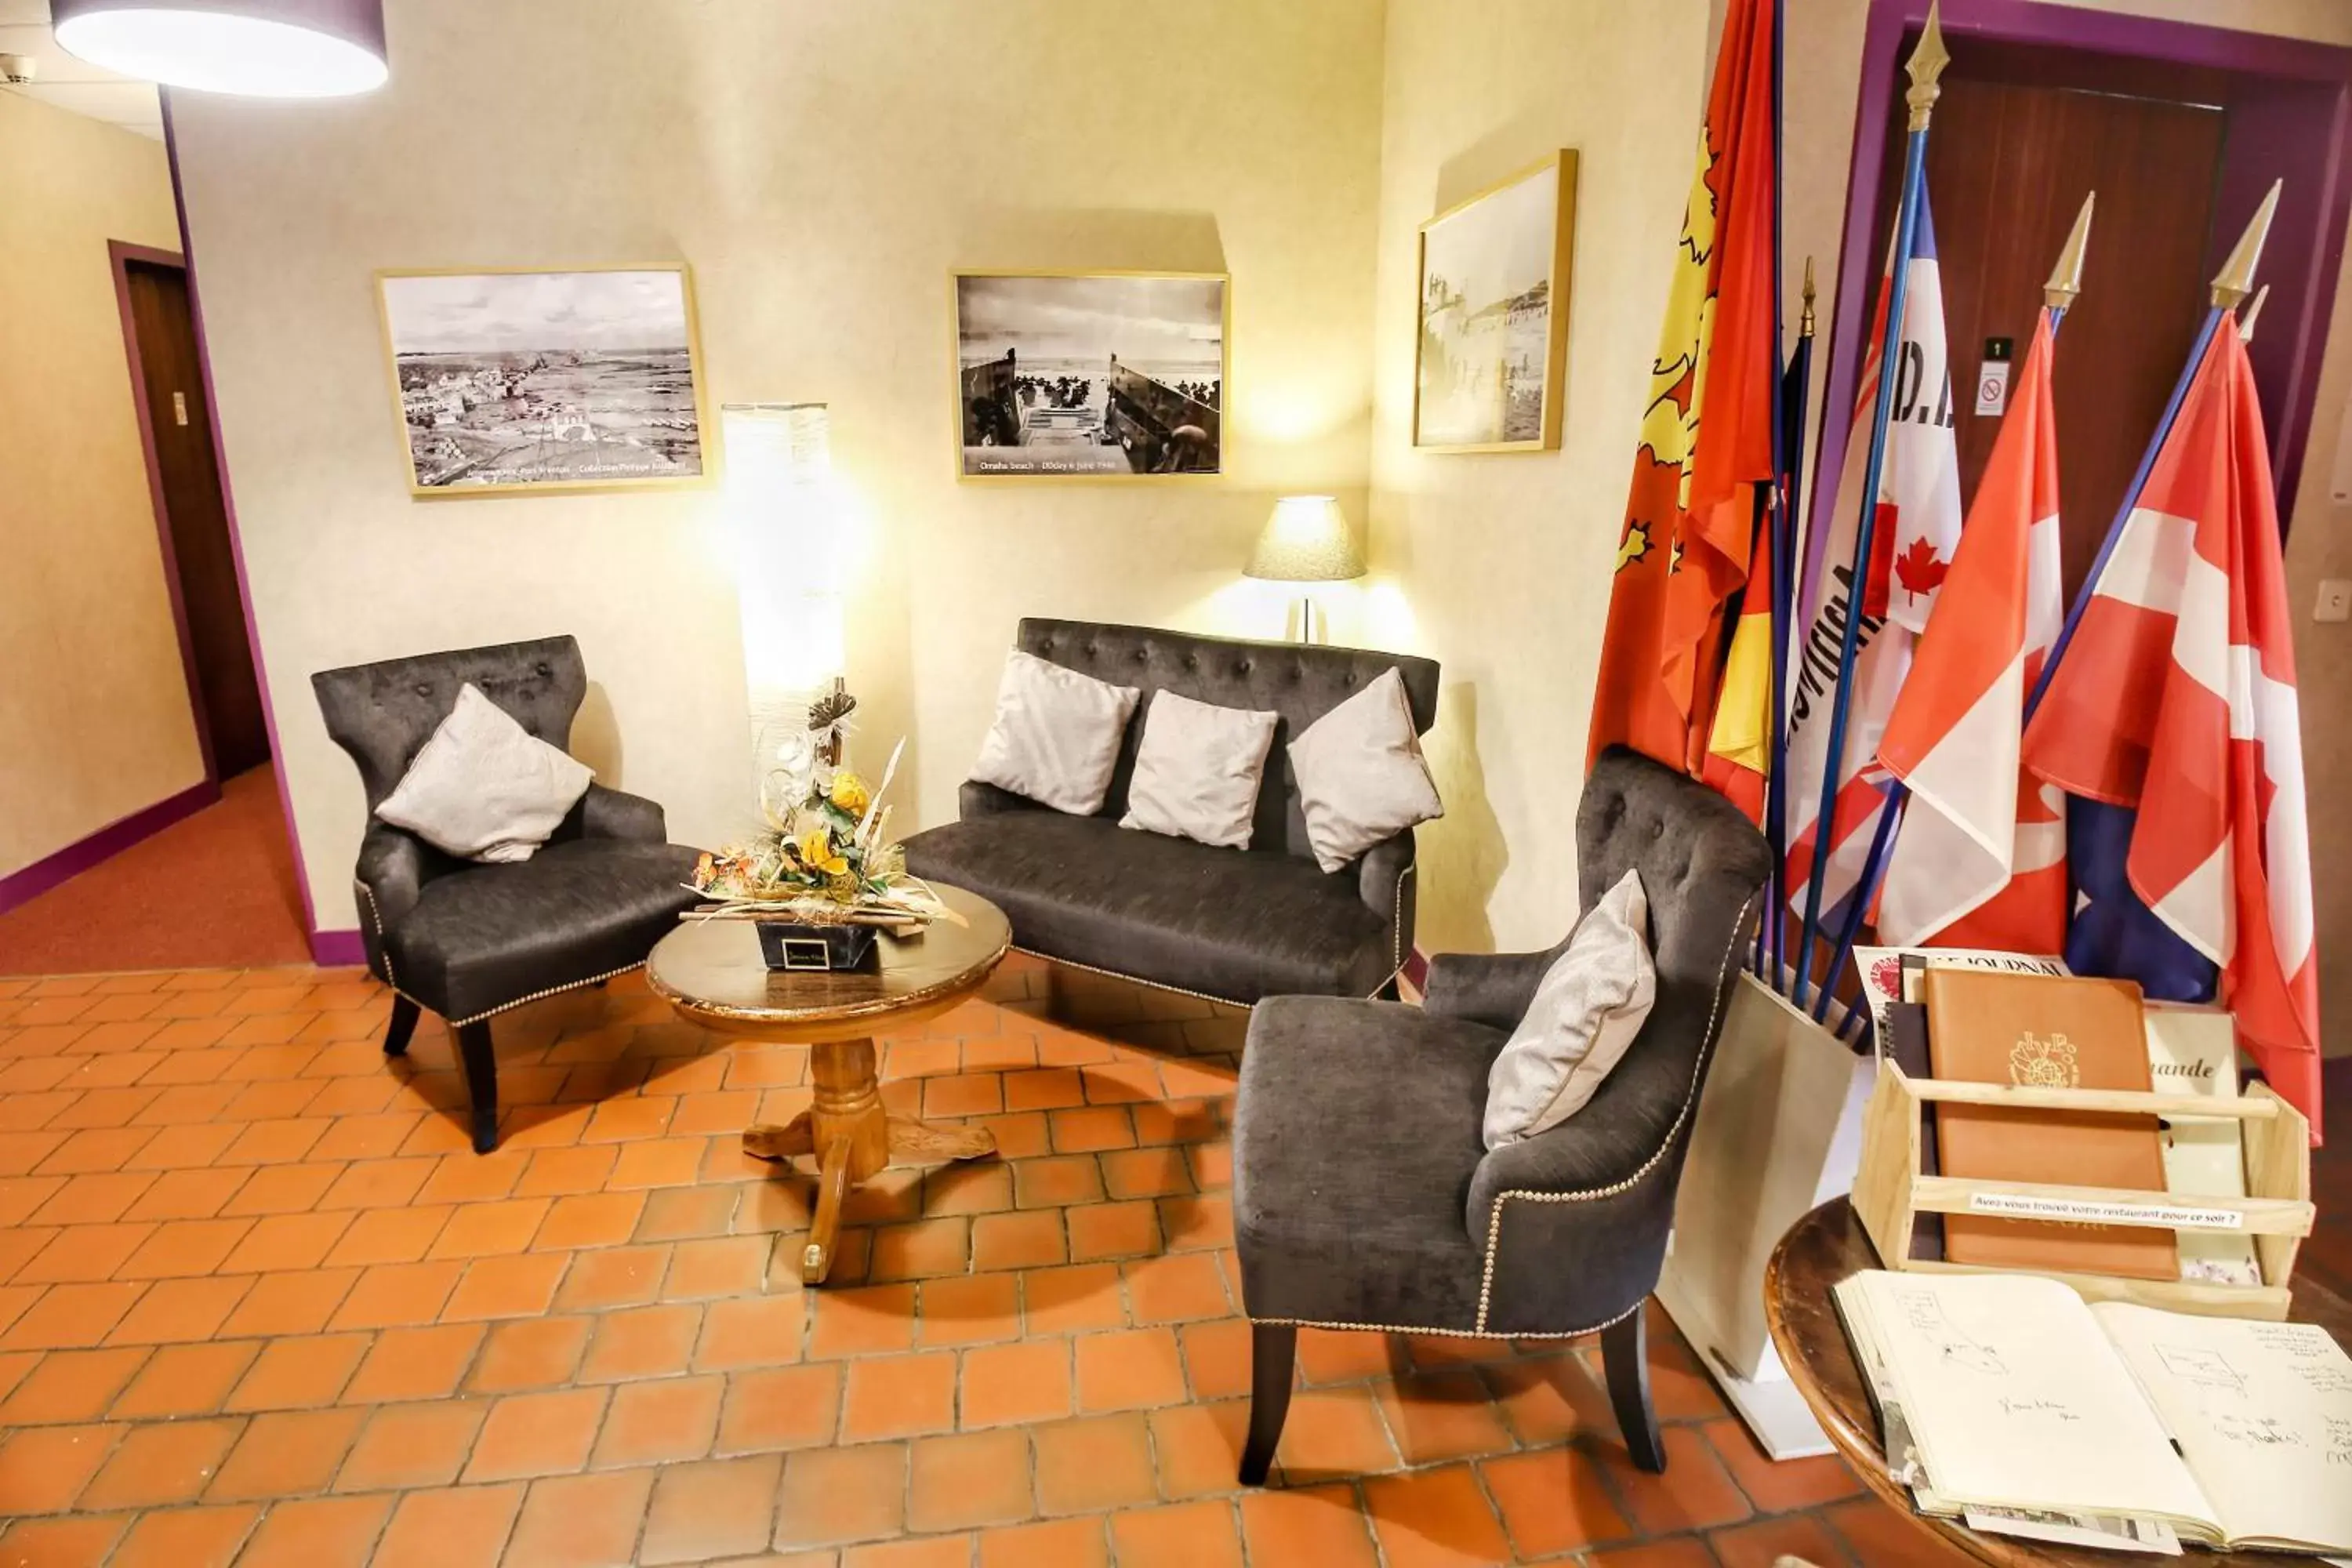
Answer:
2095, 1305, 2352, 1552
1853, 1271, 2216, 1529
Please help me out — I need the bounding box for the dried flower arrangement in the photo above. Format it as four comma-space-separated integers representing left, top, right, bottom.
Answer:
688, 692, 953, 934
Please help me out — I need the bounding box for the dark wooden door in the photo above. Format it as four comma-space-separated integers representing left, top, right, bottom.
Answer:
125, 260, 269, 778
1875, 56, 2227, 603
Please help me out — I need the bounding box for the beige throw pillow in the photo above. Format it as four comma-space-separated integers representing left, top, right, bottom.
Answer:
1482, 869, 1656, 1149
1287, 666, 1444, 872
1119, 691, 1279, 850
971, 648, 1142, 815
375, 683, 593, 864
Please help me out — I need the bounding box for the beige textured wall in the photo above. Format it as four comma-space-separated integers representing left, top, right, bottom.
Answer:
1370, 0, 2352, 1058
0, 93, 203, 880
169, 0, 1387, 928
1364, 0, 1714, 953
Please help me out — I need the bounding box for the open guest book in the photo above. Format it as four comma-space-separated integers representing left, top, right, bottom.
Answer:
1835, 1269, 2352, 1555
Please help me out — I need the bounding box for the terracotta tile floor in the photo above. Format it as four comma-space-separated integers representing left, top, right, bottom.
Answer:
0, 954, 1994, 1566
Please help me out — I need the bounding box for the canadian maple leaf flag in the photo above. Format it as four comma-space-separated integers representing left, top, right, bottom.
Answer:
1890, 535, 1950, 604
1875, 310, 2067, 950
1784, 194, 1962, 932
2023, 318, 2321, 1134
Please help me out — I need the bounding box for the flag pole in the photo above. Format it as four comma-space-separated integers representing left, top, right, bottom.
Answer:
1790, 1, 1947, 1011
1760, 259, 1816, 985
2239, 282, 2271, 343
2023, 180, 2280, 724
2042, 190, 2096, 327
1759, 0, 1788, 982
1761, 263, 1816, 982
1824, 191, 2099, 1036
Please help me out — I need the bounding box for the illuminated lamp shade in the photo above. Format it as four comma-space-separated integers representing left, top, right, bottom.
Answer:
51, 0, 388, 97
1245, 495, 1364, 643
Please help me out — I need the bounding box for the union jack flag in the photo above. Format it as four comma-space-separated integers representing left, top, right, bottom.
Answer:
2023, 318, 2321, 1134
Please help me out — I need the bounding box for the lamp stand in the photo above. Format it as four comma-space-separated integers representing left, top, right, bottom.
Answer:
1295, 595, 1321, 644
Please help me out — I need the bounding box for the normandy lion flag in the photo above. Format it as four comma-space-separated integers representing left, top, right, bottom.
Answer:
1874, 308, 2067, 950
1781, 197, 1962, 931
1587, 0, 1777, 774
2023, 318, 2321, 1131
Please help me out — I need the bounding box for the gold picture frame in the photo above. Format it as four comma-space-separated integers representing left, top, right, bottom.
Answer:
1412, 151, 1578, 453
375, 263, 715, 499
951, 269, 1230, 482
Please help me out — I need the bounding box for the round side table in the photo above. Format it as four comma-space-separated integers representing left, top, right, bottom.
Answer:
646, 884, 1012, 1285
1766, 1196, 2352, 1567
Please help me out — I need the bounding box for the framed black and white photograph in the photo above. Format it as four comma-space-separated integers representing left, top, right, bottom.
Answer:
376, 264, 711, 497
954, 271, 1227, 479
1414, 151, 1577, 452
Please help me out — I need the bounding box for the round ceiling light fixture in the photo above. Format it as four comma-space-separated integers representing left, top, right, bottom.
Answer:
50, 0, 387, 98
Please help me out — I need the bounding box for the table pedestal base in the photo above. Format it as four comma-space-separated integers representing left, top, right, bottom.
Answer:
740, 1036, 996, 1284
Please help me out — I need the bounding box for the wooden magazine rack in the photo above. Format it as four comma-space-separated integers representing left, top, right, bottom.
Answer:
1852, 1064, 2314, 1321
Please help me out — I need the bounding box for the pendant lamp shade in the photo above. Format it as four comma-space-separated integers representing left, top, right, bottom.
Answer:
51, 0, 388, 97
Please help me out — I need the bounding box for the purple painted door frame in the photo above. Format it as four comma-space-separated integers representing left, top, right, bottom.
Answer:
109, 240, 227, 790
1806, 0, 2352, 605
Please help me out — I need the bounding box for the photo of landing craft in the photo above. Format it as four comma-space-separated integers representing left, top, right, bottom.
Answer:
955, 272, 1226, 477
378, 267, 708, 495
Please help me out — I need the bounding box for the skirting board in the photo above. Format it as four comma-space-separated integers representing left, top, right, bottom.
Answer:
1657, 971, 1877, 1460
0, 781, 218, 918
310, 928, 368, 967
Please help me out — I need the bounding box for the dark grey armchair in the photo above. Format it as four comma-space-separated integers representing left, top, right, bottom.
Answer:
1230, 746, 1769, 1479
312, 637, 703, 1153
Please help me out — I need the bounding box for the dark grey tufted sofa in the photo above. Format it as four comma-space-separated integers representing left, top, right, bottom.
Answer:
900, 619, 1440, 1006
1229, 747, 1770, 1479
312, 636, 704, 1152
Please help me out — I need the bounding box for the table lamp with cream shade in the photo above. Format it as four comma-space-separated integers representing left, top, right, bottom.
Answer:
1246, 495, 1365, 643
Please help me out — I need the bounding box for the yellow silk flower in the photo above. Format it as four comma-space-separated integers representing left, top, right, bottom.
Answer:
829, 771, 871, 816
796, 828, 848, 877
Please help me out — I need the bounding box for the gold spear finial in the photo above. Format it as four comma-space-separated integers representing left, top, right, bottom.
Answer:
1799, 256, 1817, 336
2044, 191, 2095, 312
2212, 179, 2281, 308
1905, 1, 1951, 132
2239, 284, 2271, 343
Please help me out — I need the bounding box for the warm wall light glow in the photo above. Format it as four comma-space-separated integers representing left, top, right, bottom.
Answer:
724, 404, 846, 713
1358, 577, 1423, 655
52, 1, 388, 98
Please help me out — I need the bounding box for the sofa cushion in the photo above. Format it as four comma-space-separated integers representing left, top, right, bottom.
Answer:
971, 648, 1142, 815
1014, 619, 1439, 859
1289, 667, 1445, 872
1119, 690, 1279, 850
1483, 868, 1656, 1149
381, 839, 703, 1022
376, 683, 593, 863
901, 811, 1394, 1004
1232, 996, 1501, 1330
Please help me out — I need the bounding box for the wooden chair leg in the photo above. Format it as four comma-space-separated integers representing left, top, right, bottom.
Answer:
1602, 1307, 1666, 1473
455, 1020, 499, 1154
1238, 1322, 1297, 1485
383, 995, 420, 1058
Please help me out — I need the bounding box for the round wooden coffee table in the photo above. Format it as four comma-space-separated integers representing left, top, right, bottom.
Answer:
646, 884, 1012, 1286
1766, 1196, 2352, 1566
